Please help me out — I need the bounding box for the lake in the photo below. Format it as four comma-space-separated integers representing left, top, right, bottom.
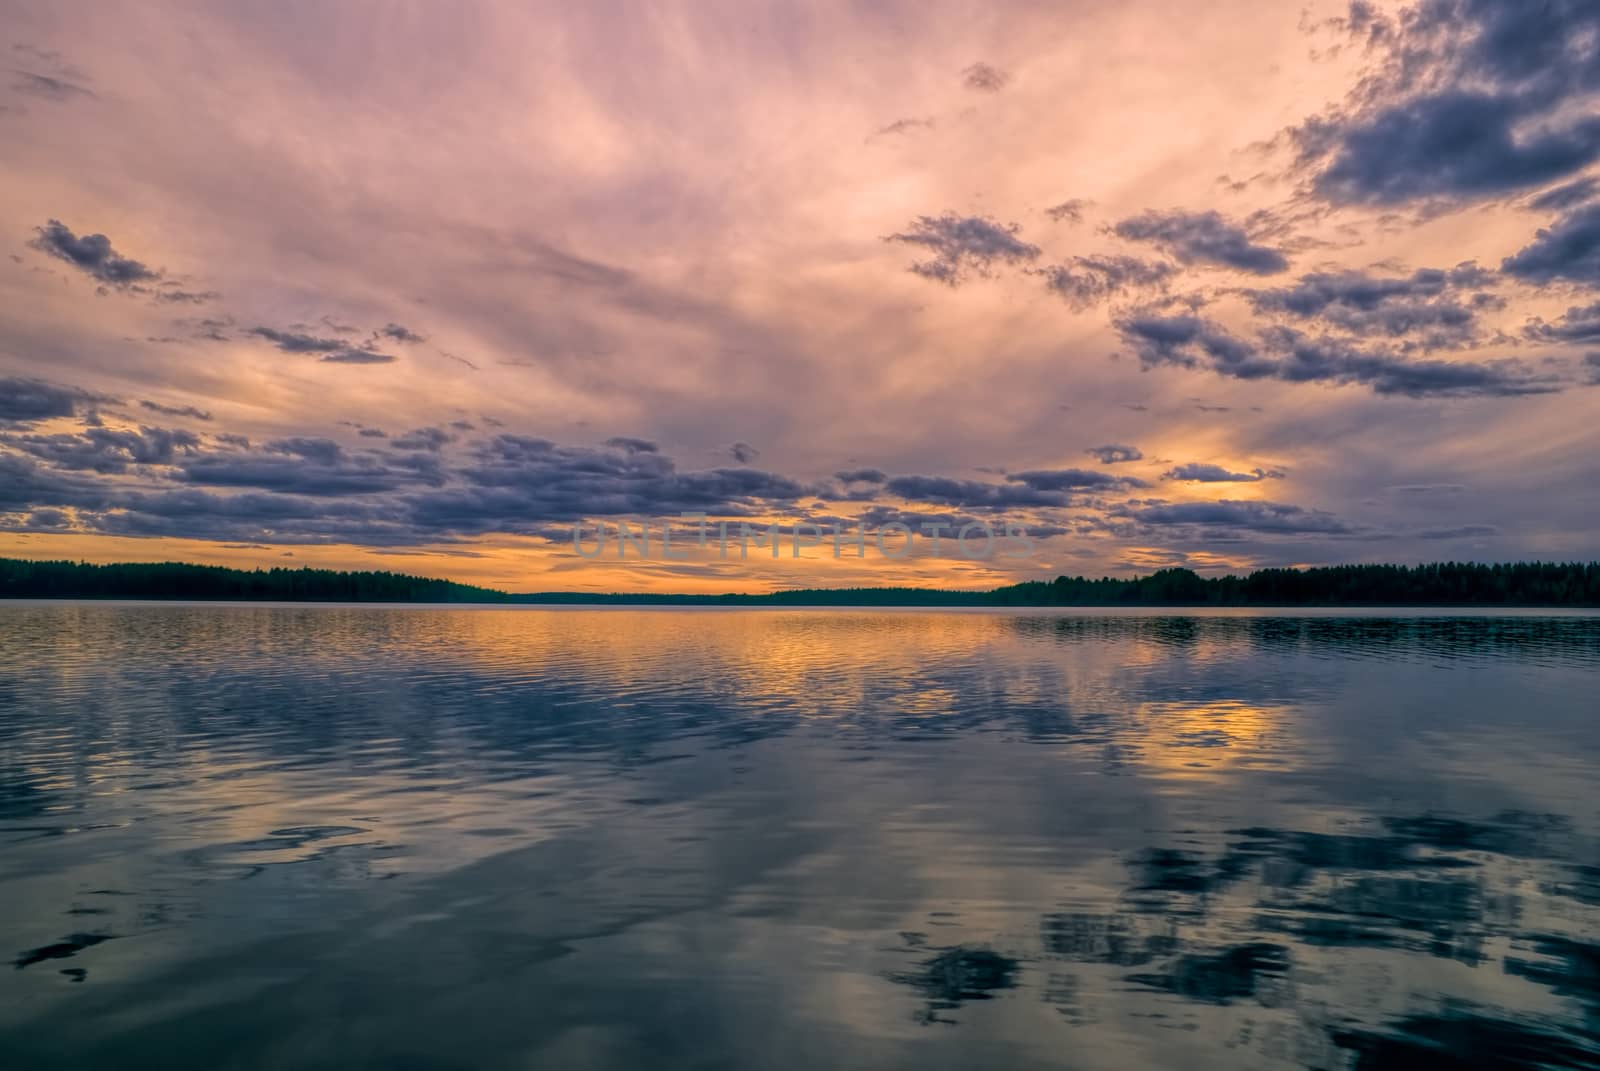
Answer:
1, 603, 1598, 1069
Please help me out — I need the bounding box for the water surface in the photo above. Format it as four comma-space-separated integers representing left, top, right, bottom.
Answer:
2, 604, 1598, 1069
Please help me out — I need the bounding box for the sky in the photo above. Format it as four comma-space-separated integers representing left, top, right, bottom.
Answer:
2, 0, 1599, 592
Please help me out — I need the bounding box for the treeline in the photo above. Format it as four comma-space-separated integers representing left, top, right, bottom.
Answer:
0, 558, 508, 603
2, 557, 1598, 606
982, 562, 1600, 607
516, 562, 1600, 606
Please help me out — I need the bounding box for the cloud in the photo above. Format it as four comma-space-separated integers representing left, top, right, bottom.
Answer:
852, 504, 1070, 541
0, 424, 830, 545
1008, 468, 1146, 492
603, 436, 659, 454
1085, 444, 1143, 465
28, 220, 159, 287
377, 323, 425, 343
961, 63, 1009, 92
1242, 263, 1498, 347
1417, 523, 1499, 539
1116, 309, 1570, 397
1163, 463, 1285, 482
247, 325, 395, 364
873, 116, 935, 138
835, 468, 886, 484
10, 71, 93, 101
264, 437, 345, 465
246, 327, 343, 353
886, 213, 1041, 285
319, 348, 396, 364
1501, 203, 1600, 285
1291, 0, 1600, 206
8, 44, 94, 102
177, 438, 435, 496
7, 425, 201, 473
0, 452, 117, 513
1387, 483, 1466, 495
1112, 210, 1289, 274
391, 427, 456, 451
1045, 199, 1090, 224
0, 377, 109, 426
885, 467, 1143, 510
1523, 301, 1600, 344
139, 400, 212, 421
1117, 498, 1354, 535
728, 441, 759, 463
1527, 176, 1600, 213
1035, 255, 1176, 309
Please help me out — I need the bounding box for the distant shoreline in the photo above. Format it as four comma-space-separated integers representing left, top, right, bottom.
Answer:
3, 557, 1598, 607
4, 599, 1599, 619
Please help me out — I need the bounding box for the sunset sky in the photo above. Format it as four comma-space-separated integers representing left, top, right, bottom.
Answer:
2, 0, 1598, 592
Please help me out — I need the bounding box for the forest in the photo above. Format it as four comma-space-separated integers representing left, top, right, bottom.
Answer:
3, 557, 1598, 606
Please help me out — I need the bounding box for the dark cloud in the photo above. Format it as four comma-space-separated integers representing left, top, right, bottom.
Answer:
357, 427, 388, 439
886, 213, 1041, 285
139, 400, 212, 421
1526, 176, 1600, 213
319, 349, 394, 364
151, 284, 221, 305
1117, 499, 1355, 535
391, 427, 456, 452
377, 323, 425, 343
1112, 210, 1288, 274
1164, 463, 1285, 483
1417, 523, 1499, 539
1524, 301, 1600, 344
10, 71, 93, 101
0, 377, 109, 426
603, 436, 659, 454
247, 326, 398, 364
247, 327, 345, 353
172, 316, 233, 342
1388, 483, 1465, 495
886, 467, 1142, 510
264, 437, 344, 465
7, 425, 201, 473
8, 44, 93, 102
0, 452, 117, 513
1045, 199, 1090, 224
1008, 468, 1147, 492
179, 440, 433, 496
22, 507, 72, 529
852, 505, 1070, 541
874, 116, 936, 138
1086, 444, 1143, 465
423, 435, 811, 534
1035, 255, 1176, 309
1116, 310, 1569, 397
961, 63, 1010, 92
885, 475, 1064, 510
1242, 264, 1498, 348
1292, 0, 1600, 206
728, 441, 759, 464
28, 220, 158, 287
1501, 203, 1600, 285
1244, 264, 1490, 317
835, 468, 886, 484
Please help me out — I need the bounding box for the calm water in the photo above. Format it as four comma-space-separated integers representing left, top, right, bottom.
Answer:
1, 605, 1598, 1070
